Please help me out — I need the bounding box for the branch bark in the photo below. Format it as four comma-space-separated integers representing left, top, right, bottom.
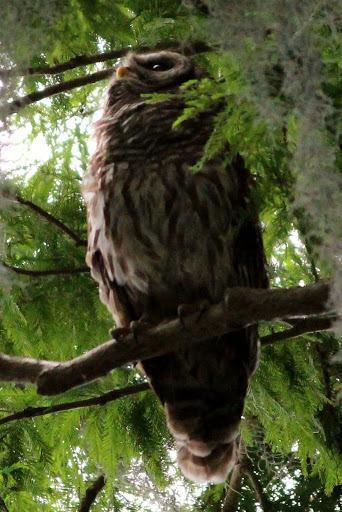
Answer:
15, 195, 87, 246
2, 262, 89, 277
260, 315, 336, 346
0, 281, 331, 396
79, 475, 106, 512
0, 382, 149, 426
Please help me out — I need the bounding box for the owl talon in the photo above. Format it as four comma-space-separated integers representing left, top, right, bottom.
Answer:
178, 300, 210, 331
110, 326, 131, 341
130, 319, 148, 341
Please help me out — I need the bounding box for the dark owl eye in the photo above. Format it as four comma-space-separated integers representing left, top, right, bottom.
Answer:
144, 61, 173, 72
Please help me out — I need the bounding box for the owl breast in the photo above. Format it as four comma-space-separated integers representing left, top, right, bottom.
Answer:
83, 96, 254, 320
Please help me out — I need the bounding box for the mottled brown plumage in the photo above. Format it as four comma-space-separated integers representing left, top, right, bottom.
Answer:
82, 51, 268, 483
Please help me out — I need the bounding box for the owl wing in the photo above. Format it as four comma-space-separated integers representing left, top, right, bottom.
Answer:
138, 155, 268, 483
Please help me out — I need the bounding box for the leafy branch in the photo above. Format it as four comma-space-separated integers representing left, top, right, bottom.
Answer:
0, 69, 112, 118
15, 195, 87, 246
0, 281, 333, 396
79, 475, 106, 512
0, 382, 149, 426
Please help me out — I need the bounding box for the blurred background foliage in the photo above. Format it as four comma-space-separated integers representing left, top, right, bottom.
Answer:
0, 0, 341, 510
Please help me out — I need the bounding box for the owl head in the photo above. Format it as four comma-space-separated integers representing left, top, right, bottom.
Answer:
112, 50, 200, 93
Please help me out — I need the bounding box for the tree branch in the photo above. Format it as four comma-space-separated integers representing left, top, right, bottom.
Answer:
222, 464, 244, 511
0, 69, 112, 118
244, 461, 274, 512
2, 262, 89, 277
79, 475, 106, 512
0, 382, 149, 426
0, 281, 331, 396
260, 315, 337, 346
0, 42, 211, 78
15, 195, 87, 246
0, 496, 9, 512
0, 42, 212, 117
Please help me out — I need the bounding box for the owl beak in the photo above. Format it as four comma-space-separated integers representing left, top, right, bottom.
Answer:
116, 66, 129, 79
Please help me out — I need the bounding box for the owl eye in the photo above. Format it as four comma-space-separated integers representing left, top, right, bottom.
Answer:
143, 61, 173, 72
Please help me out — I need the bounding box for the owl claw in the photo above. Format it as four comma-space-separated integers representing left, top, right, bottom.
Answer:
110, 326, 131, 341
129, 319, 149, 341
177, 299, 210, 331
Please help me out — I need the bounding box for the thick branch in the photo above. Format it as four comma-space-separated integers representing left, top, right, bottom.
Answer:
0, 42, 210, 78
1, 69, 112, 118
260, 315, 336, 346
0, 353, 58, 384
0, 282, 331, 396
15, 195, 87, 246
79, 475, 106, 512
2, 262, 89, 277
0, 382, 149, 425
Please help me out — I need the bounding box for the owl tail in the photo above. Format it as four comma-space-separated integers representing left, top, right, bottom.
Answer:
165, 400, 240, 484
177, 439, 238, 484
161, 328, 258, 483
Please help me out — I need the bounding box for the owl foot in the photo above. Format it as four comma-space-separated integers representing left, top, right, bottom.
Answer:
129, 313, 161, 341
129, 320, 149, 341
177, 299, 210, 331
110, 326, 131, 341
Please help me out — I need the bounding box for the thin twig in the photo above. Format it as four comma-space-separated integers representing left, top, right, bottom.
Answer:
0, 382, 149, 425
15, 195, 87, 246
0, 281, 332, 395
260, 315, 336, 346
2, 261, 89, 277
79, 475, 106, 512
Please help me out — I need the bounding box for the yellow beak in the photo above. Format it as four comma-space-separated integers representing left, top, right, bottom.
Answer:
116, 66, 129, 79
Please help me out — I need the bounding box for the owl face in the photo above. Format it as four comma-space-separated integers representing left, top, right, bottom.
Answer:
114, 50, 197, 92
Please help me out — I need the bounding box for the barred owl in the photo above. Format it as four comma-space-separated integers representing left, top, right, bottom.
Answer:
82, 51, 268, 483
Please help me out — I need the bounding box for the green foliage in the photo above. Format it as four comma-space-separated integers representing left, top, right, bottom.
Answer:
0, 0, 341, 510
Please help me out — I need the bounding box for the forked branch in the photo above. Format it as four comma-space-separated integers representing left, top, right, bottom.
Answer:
0, 281, 332, 396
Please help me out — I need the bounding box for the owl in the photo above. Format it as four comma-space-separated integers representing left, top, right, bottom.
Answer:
82, 50, 268, 484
